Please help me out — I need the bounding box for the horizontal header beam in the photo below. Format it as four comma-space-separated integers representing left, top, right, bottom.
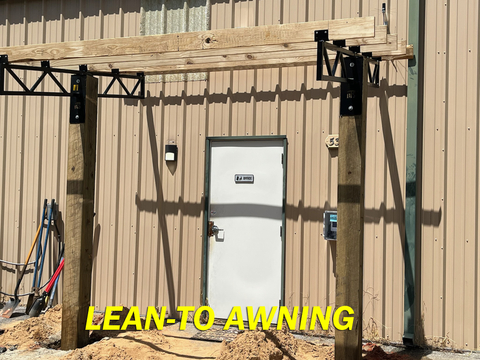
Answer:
1, 17, 375, 63
0, 17, 412, 75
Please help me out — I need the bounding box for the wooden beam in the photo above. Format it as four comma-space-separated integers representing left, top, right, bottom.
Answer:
23, 27, 389, 71
381, 45, 414, 61
83, 50, 319, 74
61, 74, 98, 350
360, 33, 397, 53
1, 17, 375, 63
346, 25, 387, 46
372, 39, 407, 57
26, 42, 320, 69
17, 41, 411, 76
327, 17, 375, 40
335, 57, 368, 360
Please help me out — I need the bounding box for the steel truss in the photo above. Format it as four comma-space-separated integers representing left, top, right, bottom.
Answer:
0, 55, 145, 99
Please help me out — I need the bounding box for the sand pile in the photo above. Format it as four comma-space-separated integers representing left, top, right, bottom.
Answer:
63, 330, 170, 360
0, 304, 63, 350
217, 329, 334, 360
63, 306, 171, 360
89, 305, 142, 342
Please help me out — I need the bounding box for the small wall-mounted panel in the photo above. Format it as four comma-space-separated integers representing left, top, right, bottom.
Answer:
323, 211, 337, 240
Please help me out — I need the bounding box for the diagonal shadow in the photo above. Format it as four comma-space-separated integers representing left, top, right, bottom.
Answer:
142, 91, 177, 317
122, 335, 216, 359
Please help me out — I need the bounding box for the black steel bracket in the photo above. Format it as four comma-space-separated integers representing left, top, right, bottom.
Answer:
0, 55, 145, 99
340, 56, 364, 116
314, 33, 381, 116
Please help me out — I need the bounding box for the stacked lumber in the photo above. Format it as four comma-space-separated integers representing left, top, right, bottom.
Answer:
0, 16, 413, 75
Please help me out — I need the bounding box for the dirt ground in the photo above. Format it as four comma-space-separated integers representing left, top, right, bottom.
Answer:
0, 305, 334, 359
0, 306, 477, 359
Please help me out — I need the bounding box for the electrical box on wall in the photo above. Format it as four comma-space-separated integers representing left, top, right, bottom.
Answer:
323, 211, 337, 240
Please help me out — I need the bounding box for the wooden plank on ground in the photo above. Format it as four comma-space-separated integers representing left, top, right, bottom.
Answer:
61, 75, 98, 350
1, 17, 375, 63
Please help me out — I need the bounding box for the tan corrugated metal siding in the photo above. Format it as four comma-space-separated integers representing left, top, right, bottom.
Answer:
0, 0, 477, 351
420, 0, 480, 350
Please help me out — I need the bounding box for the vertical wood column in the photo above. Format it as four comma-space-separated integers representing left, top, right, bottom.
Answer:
61, 74, 98, 350
335, 57, 368, 360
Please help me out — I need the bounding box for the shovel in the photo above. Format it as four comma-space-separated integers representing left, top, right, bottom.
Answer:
0, 203, 47, 318
28, 257, 64, 318
46, 243, 64, 310
26, 199, 54, 313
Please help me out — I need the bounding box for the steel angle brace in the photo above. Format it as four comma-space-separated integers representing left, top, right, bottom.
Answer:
314, 30, 380, 116
0, 55, 145, 99
91, 68, 145, 99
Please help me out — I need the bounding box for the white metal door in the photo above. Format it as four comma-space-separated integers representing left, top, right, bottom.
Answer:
207, 139, 284, 321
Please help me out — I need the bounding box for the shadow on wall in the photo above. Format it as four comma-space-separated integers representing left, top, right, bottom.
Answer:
130, 79, 439, 333
138, 91, 178, 317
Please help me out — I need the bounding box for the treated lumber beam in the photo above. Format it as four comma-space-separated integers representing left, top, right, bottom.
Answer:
346, 25, 387, 46
61, 75, 98, 350
381, 45, 414, 61
372, 39, 407, 57
18, 43, 413, 75
43, 45, 413, 75
335, 56, 368, 360
1, 17, 375, 63
26, 42, 320, 69
89, 53, 319, 74
82, 44, 411, 75
19, 39, 409, 76
23, 27, 389, 71
360, 33, 397, 53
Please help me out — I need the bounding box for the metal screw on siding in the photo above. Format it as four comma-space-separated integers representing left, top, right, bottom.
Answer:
348, 106, 354, 111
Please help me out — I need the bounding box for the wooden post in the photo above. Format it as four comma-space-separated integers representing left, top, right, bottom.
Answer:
335, 57, 368, 359
61, 74, 98, 350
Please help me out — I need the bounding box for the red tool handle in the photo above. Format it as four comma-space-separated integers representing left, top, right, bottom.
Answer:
45, 258, 64, 294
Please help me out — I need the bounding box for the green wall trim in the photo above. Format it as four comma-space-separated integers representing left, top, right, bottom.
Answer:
404, 0, 422, 342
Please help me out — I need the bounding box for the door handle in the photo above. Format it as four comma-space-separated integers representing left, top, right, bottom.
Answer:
212, 225, 223, 235
208, 221, 223, 237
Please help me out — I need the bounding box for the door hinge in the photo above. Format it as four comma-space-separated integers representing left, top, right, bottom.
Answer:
281, 154, 284, 166
280, 226, 282, 237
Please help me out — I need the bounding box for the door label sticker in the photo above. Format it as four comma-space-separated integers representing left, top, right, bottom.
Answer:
234, 174, 254, 183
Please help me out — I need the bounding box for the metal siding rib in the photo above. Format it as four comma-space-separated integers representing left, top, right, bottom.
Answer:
464, 0, 477, 350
